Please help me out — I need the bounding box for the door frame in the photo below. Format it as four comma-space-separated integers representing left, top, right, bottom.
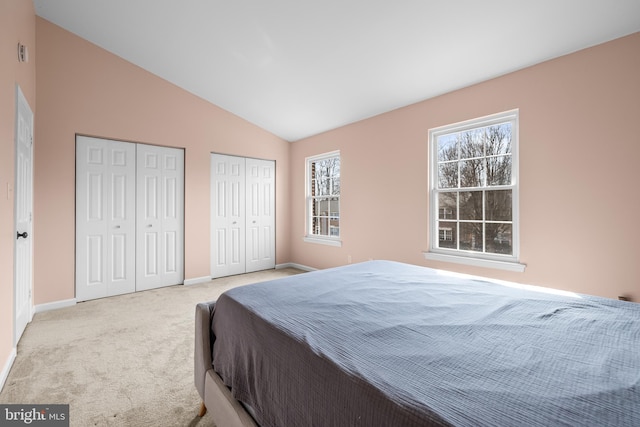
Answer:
75, 135, 186, 301
13, 85, 34, 346
210, 153, 276, 279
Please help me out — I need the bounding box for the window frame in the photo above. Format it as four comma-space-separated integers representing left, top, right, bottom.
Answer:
304, 150, 342, 247
424, 110, 525, 272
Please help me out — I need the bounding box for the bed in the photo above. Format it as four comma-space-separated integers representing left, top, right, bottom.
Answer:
194, 260, 640, 426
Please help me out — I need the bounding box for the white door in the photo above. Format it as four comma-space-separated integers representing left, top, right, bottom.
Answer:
14, 86, 33, 344
76, 136, 136, 301
245, 158, 275, 273
136, 144, 184, 291
211, 154, 246, 278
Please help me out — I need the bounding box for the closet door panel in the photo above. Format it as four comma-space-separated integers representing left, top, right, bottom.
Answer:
137, 148, 162, 291
108, 145, 136, 297
211, 154, 246, 278
245, 158, 275, 273
161, 151, 183, 281
76, 136, 135, 301
137, 144, 184, 291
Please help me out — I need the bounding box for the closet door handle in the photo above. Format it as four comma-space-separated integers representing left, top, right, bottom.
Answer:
17, 231, 28, 239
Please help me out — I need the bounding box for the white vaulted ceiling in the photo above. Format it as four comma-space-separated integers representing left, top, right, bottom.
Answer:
33, 0, 640, 141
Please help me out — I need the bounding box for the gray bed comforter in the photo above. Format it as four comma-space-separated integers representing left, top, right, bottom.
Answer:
211, 260, 640, 426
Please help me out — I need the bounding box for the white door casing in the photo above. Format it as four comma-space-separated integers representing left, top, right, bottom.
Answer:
245, 158, 275, 273
76, 138, 183, 301
211, 154, 275, 278
14, 85, 34, 345
76, 136, 136, 301
136, 144, 184, 291
211, 154, 246, 278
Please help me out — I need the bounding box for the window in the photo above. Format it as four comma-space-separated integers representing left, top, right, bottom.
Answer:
426, 110, 524, 272
439, 228, 453, 241
305, 151, 341, 246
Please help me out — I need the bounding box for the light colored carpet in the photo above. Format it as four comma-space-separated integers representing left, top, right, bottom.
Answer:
0, 268, 304, 426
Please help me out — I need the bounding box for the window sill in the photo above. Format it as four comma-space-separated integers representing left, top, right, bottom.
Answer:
304, 236, 342, 247
423, 251, 526, 272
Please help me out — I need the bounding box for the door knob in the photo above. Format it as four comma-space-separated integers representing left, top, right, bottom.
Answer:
17, 231, 28, 239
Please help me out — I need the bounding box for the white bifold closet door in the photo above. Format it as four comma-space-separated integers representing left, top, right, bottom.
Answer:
136, 144, 184, 291
211, 153, 275, 279
76, 136, 183, 302
245, 157, 276, 273
76, 137, 136, 301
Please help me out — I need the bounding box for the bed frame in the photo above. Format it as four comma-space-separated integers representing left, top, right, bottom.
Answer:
194, 301, 257, 427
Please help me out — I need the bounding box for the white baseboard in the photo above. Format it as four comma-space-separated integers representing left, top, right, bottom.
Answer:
183, 276, 212, 286
276, 262, 316, 272
0, 347, 16, 393
34, 298, 76, 314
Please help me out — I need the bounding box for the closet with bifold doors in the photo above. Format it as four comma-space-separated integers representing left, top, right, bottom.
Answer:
211, 153, 275, 279
75, 135, 184, 302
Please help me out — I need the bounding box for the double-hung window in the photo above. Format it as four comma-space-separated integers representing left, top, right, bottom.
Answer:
426, 110, 524, 272
305, 151, 341, 246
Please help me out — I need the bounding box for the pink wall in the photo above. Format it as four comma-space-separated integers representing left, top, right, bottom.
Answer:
34, 18, 291, 304
290, 32, 640, 300
0, 0, 36, 382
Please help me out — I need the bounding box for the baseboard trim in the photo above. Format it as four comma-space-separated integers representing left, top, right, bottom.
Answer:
0, 347, 16, 393
34, 298, 76, 314
276, 262, 316, 272
183, 276, 212, 286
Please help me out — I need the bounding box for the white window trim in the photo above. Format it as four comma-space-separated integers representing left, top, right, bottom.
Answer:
305, 150, 342, 247
423, 251, 526, 272
304, 235, 342, 247
427, 109, 525, 272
